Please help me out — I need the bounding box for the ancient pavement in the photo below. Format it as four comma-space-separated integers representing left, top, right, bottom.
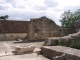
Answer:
0, 41, 49, 60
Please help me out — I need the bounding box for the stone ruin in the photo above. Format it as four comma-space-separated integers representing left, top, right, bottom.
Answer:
41, 20, 80, 60
41, 31, 80, 60
0, 16, 63, 41
28, 16, 62, 40
41, 46, 80, 60
0, 17, 80, 60
43, 31, 80, 47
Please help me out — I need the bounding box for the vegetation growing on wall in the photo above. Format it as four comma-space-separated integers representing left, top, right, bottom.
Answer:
50, 19, 54, 23
56, 39, 61, 45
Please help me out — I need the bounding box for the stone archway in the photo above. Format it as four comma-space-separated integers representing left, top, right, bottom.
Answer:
34, 29, 39, 39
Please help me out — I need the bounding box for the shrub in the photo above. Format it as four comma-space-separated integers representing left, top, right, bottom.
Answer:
56, 40, 61, 45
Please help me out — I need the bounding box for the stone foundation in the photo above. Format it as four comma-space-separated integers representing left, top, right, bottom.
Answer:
41, 46, 80, 60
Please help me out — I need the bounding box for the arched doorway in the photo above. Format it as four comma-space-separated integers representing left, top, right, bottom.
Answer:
34, 29, 39, 39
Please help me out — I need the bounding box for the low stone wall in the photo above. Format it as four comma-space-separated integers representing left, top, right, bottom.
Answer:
0, 36, 23, 41
5, 33, 27, 38
0, 36, 16, 41
43, 31, 80, 48
41, 46, 80, 60
0, 33, 27, 41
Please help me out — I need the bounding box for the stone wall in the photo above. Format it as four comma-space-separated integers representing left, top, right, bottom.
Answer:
43, 31, 80, 49
28, 16, 61, 40
1, 16, 77, 41
0, 20, 29, 33
0, 33, 28, 41
62, 28, 72, 36
70, 20, 80, 33
61, 20, 80, 36
0, 17, 62, 41
41, 46, 80, 60
0, 36, 16, 41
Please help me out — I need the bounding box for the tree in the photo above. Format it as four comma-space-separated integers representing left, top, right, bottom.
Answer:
60, 10, 75, 28
60, 9, 80, 28
4, 15, 9, 20
0, 16, 5, 20
0, 15, 9, 20
74, 9, 80, 21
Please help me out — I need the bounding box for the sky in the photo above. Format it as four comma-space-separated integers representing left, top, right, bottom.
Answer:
0, 0, 80, 25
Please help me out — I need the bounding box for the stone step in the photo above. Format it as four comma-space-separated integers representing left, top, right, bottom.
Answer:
41, 46, 80, 60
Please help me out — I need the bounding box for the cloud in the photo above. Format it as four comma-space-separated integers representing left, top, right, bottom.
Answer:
0, 3, 12, 10
63, 6, 80, 12
0, 0, 80, 26
44, 0, 58, 7
0, 1, 13, 10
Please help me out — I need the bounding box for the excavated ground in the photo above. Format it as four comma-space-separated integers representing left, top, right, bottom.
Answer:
0, 41, 49, 60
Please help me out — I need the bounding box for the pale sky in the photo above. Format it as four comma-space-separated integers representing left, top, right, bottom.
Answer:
0, 0, 80, 25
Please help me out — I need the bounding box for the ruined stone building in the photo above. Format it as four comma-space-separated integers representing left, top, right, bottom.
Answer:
0, 16, 62, 40
28, 16, 61, 40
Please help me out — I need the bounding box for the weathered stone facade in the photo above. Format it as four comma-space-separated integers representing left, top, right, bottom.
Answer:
0, 16, 62, 40
28, 16, 61, 40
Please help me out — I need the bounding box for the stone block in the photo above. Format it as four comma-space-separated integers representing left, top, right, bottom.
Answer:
41, 46, 80, 60
15, 45, 35, 54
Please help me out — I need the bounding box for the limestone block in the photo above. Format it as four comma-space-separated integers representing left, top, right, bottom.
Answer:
15, 45, 35, 53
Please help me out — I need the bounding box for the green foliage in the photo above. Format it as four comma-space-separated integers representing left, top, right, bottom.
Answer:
0, 15, 9, 20
50, 19, 54, 23
71, 46, 80, 49
60, 9, 80, 28
56, 40, 61, 45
